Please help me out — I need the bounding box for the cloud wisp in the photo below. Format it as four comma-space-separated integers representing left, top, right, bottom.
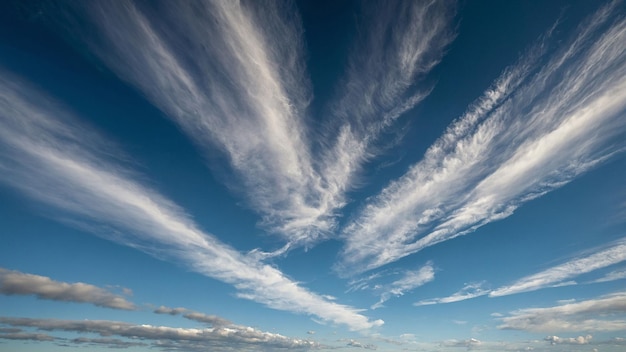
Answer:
0, 317, 319, 351
371, 262, 435, 309
0, 73, 381, 331
339, 1, 626, 274
0, 268, 135, 310
499, 291, 626, 332
490, 238, 626, 297
414, 282, 490, 306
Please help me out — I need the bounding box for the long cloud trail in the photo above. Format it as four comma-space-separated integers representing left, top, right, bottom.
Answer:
317, 0, 456, 239
50, 0, 456, 250
339, 1, 626, 274
0, 73, 382, 331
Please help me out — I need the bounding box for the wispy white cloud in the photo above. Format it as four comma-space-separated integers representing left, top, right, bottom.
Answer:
0, 268, 135, 310
0, 73, 381, 331
339, 1, 626, 274
371, 262, 435, 309
490, 238, 626, 297
414, 282, 490, 306
499, 291, 626, 332
590, 268, 626, 283
0, 317, 320, 351
51, 0, 457, 251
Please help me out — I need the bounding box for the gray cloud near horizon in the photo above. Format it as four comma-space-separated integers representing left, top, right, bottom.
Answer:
0, 268, 135, 310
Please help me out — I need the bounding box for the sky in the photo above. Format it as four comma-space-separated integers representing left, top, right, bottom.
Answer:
0, 0, 625, 351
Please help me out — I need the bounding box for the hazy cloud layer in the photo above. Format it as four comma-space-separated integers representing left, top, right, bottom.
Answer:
0, 73, 381, 330
0, 317, 319, 351
0, 268, 135, 310
499, 291, 626, 332
339, 0, 626, 274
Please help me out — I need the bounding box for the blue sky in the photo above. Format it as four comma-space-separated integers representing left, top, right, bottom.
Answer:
1, 0, 625, 351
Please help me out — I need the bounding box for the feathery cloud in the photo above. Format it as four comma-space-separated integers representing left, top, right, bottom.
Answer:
339, 1, 626, 274
490, 238, 626, 297
0, 268, 135, 310
371, 262, 435, 309
0, 73, 381, 330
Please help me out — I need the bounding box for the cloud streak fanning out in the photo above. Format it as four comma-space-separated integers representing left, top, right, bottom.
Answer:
0, 73, 381, 331
52, 0, 455, 249
0, 268, 135, 310
340, 1, 626, 274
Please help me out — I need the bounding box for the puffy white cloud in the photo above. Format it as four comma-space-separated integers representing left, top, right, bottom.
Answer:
0, 268, 135, 310
346, 339, 377, 350
544, 335, 592, 345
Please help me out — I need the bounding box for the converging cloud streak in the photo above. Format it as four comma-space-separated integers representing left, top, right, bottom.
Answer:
339, 1, 626, 274
51, 0, 457, 251
0, 268, 135, 310
0, 74, 381, 331
490, 238, 626, 297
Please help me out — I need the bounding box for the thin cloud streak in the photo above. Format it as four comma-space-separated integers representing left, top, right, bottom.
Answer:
0, 74, 381, 331
414, 282, 490, 306
339, 1, 626, 274
490, 238, 626, 297
499, 291, 626, 332
154, 306, 231, 327
0, 268, 135, 310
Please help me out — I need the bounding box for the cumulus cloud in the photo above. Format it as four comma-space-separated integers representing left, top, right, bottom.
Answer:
0, 268, 135, 310
346, 339, 377, 350
0, 317, 319, 351
544, 335, 592, 345
339, 0, 626, 274
154, 306, 231, 326
442, 338, 482, 349
490, 239, 626, 297
415, 282, 490, 306
371, 262, 435, 309
0, 73, 381, 330
499, 291, 626, 332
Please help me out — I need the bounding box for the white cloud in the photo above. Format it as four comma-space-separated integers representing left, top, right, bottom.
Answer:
0, 268, 135, 310
0, 73, 381, 331
346, 339, 377, 350
339, 0, 626, 274
415, 282, 490, 306
371, 262, 435, 309
498, 291, 626, 332
590, 269, 626, 283
544, 335, 592, 345
52, 0, 457, 251
490, 239, 626, 297
0, 317, 319, 350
